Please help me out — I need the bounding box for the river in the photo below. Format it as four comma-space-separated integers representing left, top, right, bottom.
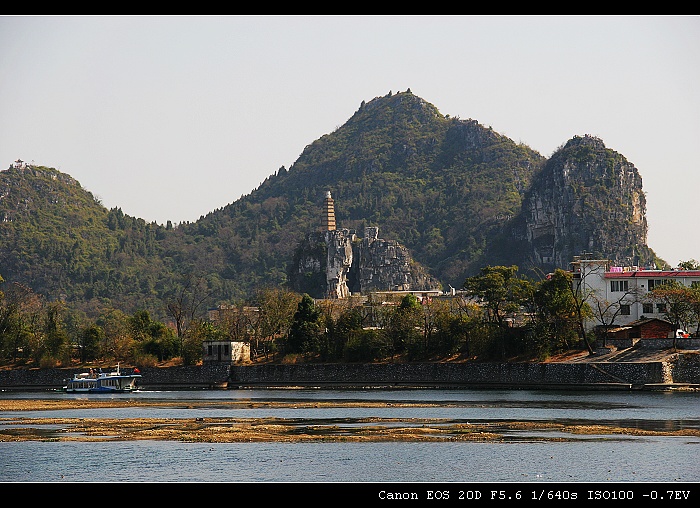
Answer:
1, 387, 699, 495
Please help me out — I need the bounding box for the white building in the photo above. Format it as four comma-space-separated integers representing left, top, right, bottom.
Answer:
202, 340, 250, 364
570, 258, 700, 334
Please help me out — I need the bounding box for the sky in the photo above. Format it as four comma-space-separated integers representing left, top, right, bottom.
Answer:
1, 15, 699, 267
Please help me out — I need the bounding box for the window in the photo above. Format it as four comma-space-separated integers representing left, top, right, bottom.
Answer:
648, 279, 665, 290
656, 303, 667, 313
642, 303, 654, 314
620, 304, 631, 315
207, 345, 213, 356
611, 280, 629, 292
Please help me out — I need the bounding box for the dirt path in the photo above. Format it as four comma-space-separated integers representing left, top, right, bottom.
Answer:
549, 348, 695, 363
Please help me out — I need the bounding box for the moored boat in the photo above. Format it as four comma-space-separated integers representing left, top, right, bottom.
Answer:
63, 364, 142, 393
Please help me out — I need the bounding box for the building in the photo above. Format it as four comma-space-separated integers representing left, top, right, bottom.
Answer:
321, 191, 336, 231
608, 317, 676, 340
570, 258, 700, 335
202, 340, 250, 364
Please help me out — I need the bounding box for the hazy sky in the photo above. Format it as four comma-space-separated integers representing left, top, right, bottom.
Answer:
1, 15, 698, 267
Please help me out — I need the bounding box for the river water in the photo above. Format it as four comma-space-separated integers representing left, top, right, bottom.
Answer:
1, 388, 699, 488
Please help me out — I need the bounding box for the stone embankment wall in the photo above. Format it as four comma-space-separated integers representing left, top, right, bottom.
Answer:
137, 364, 231, 389
670, 353, 700, 384
1, 355, 698, 391
229, 362, 667, 389
0, 364, 231, 391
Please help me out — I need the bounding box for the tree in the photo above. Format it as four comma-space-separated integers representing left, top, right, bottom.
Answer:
253, 287, 300, 359
141, 320, 178, 362
530, 269, 581, 356
420, 297, 448, 355
589, 285, 644, 345
678, 259, 700, 270
333, 305, 365, 360
463, 265, 532, 358
342, 327, 386, 362
384, 293, 422, 357
129, 309, 153, 342
649, 281, 694, 347
464, 266, 518, 326
286, 294, 323, 355
214, 301, 256, 344
0, 281, 42, 362
96, 308, 131, 361
426, 298, 469, 356
129, 310, 178, 362
567, 265, 601, 355
182, 320, 224, 366
688, 284, 700, 337
165, 274, 211, 354
449, 294, 482, 357
42, 302, 70, 364
79, 323, 103, 362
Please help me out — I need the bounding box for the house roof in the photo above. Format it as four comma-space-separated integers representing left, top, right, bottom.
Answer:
605, 270, 700, 278
626, 317, 673, 328
607, 325, 631, 333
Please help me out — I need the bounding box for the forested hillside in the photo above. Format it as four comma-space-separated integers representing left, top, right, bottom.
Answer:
0, 90, 664, 322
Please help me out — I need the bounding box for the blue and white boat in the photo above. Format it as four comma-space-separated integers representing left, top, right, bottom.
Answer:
63, 364, 142, 393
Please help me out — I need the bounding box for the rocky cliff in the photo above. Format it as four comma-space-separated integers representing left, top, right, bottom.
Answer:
486, 135, 659, 274
288, 225, 441, 299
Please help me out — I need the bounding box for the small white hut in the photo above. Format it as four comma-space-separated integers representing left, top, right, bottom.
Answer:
202, 340, 250, 364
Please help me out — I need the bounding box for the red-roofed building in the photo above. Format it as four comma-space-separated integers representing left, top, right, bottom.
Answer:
570, 258, 700, 336
608, 317, 676, 339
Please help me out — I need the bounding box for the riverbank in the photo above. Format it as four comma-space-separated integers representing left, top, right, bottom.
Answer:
1, 347, 698, 392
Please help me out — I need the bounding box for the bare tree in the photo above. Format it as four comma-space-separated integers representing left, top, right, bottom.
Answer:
567, 264, 600, 355
590, 286, 644, 346
253, 287, 300, 360
165, 274, 211, 353
215, 302, 258, 343
450, 293, 482, 357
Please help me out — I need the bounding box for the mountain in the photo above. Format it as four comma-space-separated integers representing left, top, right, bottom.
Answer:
0, 165, 172, 315
0, 90, 665, 320
482, 134, 659, 273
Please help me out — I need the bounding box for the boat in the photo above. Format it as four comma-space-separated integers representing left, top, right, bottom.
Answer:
63, 364, 142, 393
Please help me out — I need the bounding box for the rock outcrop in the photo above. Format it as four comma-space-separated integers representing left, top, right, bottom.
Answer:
487, 135, 659, 275
289, 226, 441, 299
288, 191, 441, 298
